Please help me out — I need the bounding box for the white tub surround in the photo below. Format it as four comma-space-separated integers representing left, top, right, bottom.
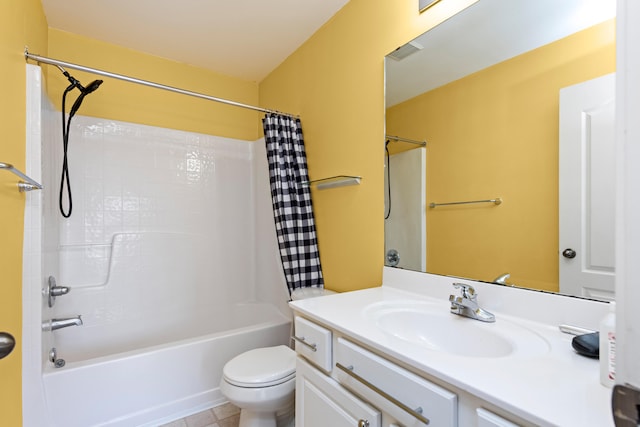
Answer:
24, 64, 291, 427
290, 267, 613, 427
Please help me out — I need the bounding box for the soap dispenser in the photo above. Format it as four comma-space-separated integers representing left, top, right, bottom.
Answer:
599, 301, 616, 387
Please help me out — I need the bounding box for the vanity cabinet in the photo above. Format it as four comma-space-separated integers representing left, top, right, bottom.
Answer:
293, 315, 532, 427
293, 315, 458, 426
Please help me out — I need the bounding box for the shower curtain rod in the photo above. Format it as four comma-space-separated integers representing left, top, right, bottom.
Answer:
385, 135, 427, 146
24, 49, 298, 119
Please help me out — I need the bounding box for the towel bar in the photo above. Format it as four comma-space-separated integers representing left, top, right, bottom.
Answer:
429, 197, 502, 208
0, 162, 42, 192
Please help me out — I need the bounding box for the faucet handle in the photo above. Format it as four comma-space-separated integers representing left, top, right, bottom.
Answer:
452, 283, 476, 300
449, 294, 463, 305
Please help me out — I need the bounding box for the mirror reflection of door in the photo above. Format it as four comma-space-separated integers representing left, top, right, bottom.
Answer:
559, 73, 615, 300
384, 147, 426, 271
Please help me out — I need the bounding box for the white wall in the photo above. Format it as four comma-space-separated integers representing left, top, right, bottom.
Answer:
43, 116, 290, 360
251, 139, 290, 308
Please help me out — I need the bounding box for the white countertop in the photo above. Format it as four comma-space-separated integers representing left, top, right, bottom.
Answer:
289, 267, 614, 427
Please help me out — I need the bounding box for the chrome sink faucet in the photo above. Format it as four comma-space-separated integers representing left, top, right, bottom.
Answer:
449, 283, 495, 322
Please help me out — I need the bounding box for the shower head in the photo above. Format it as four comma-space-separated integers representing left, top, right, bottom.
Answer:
56, 65, 103, 116
78, 80, 102, 96
69, 79, 103, 117
81, 79, 103, 95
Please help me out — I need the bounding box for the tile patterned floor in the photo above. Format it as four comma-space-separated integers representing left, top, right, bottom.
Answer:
158, 402, 240, 427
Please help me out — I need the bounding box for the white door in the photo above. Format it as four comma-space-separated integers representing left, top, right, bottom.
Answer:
384, 147, 426, 271
615, 0, 640, 413
559, 73, 615, 300
296, 358, 381, 427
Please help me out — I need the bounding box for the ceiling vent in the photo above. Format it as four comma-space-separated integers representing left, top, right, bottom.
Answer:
388, 41, 424, 61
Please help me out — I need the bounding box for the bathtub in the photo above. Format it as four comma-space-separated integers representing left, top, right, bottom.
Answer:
42, 302, 291, 427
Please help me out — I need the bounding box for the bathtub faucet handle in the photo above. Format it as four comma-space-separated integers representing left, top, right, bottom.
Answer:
45, 275, 71, 307
51, 285, 70, 297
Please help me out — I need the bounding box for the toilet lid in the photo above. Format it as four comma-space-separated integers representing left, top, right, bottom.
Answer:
223, 345, 296, 388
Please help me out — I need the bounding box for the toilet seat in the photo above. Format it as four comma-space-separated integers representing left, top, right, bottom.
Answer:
223, 345, 296, 388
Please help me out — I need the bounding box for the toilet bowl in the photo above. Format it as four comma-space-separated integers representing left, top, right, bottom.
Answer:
220, 288, 336, 427
220, 345, 296, 427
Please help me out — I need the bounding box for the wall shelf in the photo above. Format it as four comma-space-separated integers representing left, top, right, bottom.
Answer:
302, 175, 361, 190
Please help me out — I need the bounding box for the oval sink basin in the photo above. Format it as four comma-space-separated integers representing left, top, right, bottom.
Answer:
363, 301, 550, 358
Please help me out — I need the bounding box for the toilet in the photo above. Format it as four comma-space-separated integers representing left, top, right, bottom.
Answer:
220, 345, 296, 427
219, 288, 335, 427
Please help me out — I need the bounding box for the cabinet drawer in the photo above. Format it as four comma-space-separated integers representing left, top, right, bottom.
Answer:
477, 408, 521, 427
296, 357, 381, 427
336, 337, 458, 427
294, 316, 332, 372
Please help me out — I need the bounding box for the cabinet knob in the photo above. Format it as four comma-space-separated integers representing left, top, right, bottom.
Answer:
358, 420, 370, 427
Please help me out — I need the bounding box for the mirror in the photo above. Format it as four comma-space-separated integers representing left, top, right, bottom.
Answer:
384, 0, 616, 299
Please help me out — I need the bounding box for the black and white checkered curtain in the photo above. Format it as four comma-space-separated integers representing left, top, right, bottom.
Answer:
262, 113, 324, 295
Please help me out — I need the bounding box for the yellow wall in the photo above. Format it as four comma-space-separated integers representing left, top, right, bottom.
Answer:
386, 20, 615, 291
48, 29, 262, 141
260, 0, 479, 292
0, 0, 48, 423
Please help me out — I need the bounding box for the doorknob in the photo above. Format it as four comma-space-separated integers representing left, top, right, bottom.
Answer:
562, 248, 577, 259
0, 332, 15, 359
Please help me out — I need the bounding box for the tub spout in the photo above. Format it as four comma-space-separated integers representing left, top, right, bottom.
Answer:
43, 315, 83, 331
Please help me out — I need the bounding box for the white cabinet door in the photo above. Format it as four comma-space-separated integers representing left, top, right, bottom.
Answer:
296, 357, 381, 427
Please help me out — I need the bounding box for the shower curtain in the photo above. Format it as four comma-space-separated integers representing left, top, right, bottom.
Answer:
262, 113, 324, 295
